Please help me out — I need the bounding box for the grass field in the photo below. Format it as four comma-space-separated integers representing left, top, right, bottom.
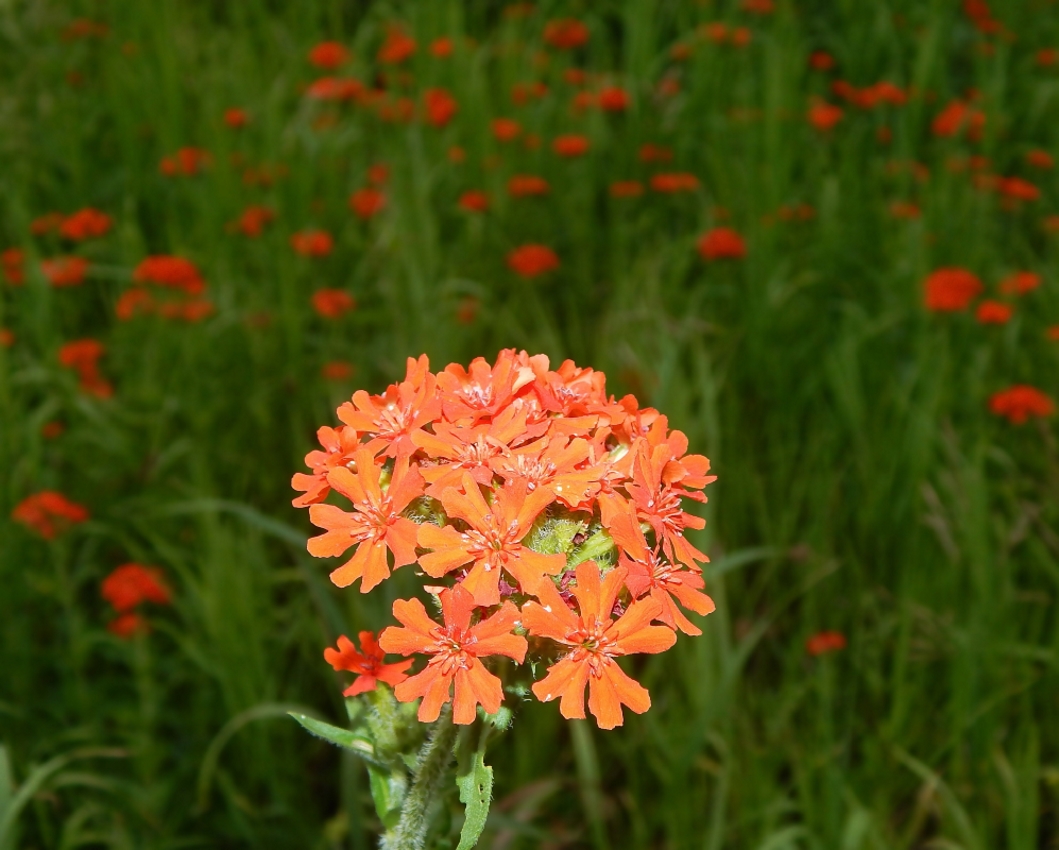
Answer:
2, 1, 1059, 847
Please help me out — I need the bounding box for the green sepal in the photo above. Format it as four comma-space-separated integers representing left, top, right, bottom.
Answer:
287, 713, 380, 766
455, 749, 493, 850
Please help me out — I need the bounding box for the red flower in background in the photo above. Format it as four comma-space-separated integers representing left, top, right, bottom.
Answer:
809, 51, 835, 71
321, 361, 354, 381
1026, 149, 1053, 170
291, 230, 334, 257
378, 27, 416, 64
998, 271, 1040, 296
544, 19, 589, 50
2, 248, 24, 285
0, 328, 13, 347
160, 147, 211, 176
350, 188, 386, 219
553, 134, 590, 157
102, 564, 171, 612
133, 256, 205, 294
58, 338, 112, 397
42, 256, 89, 287
697, 228, 746, 261
989, 386, 1054, 424
59, 209, 111, 241
975, 300, 1012, 324
492, 118, 522, 142
597, 86, 630, 112
508, 175, 550, 197
806, 631, 846, 656
924, 268, 983, 312
809, 100, 843, 131
430, 37, 453, 58
507, 244, 560, 278
458, 190, 490, 213
312, 289, 355, 318
610, 180, 644, 198
232, 205, 275, 237
224, 108, 249, 128
308, 41, 349, 69
325, 632, 413, 696
12, 491, 89, 539
650, 173, 699, 193
424, 88, 458, 127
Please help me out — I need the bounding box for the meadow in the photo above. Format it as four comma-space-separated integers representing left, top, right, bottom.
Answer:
2, 0, 1058, 847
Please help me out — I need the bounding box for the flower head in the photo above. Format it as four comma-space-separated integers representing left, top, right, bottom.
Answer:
924, 268, 983, 312
325, 632, 413, 695
13, 491, 89, 539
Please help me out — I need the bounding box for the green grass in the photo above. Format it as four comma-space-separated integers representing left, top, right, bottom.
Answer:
2, 0, 1058, 847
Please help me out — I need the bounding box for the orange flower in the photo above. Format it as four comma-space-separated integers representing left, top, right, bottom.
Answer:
321, 361, 354, 381
989, 386, 1054, 424
458, 190, 490, 213
159, 147, 211, 176
115, 288, 154, 320
2, 248, 24, 285
380, 585, 527, 724
305, 76, 363, 101
108, 613, 147, 638
312, 288, 355, 318
701, 23, 728, 44
232, 205, 275, 237
101, 564, 171, 612
564, 67, 588, 85
931, 100, 984, 140
507, 244, 560, 278
224, 108, 249, 128
12, 491, 89, 539
552, 134, 590, 157
350, 187, 386, 219
639, 143, 673, 163
41, 421, 64, 439
1026, 149, 1054, 170
1038, 48, 1058, 67
806, 631, 846, 656
59, 209, 111, 241
649, 172, 699, 193
1047, 325, 1059, 341
291, 230, 334, 257
597, 86, 629, 112
610, 180, 644, 198
417, 474, 565, 605
997, 177, 1039, 202
508, 175, 550, 197
41, 256, 89, 287
0, 328, 13, 347
809, 50, 835, 71
924, 268, 983, 312
325, 632, 413, 696
291, 425, 363, 507
511, 81, 549, 106
697, 228, 746, 261
730, 27, 752, 47
133, 256, 205, 293
742, 0, 774, 12
809, 99, 843, 131
456, 296, 479, 325
308, 41, 349, 69
378, 27, 416, 64
308, 448, 426, 591
544, 19, 589, 50
58, 338, 112, 397
423, 87, 458, 127
430, 37, 453, 58
889, 201, 921, 219
524, 562, 676, 729
31, 212, 64, 235
975, 300, 1012, 324
998, 271, 1040, 296
491, 117, 522, 142
367, 163, 390, 186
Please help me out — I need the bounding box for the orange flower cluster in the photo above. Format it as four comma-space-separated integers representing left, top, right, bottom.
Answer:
2, 248, 23, 285
989, 385, 1054, 424
41, 256, 89, 287
298, 351, 716, 728
159, 147, 211, 176
59, 208, 112, 241
118, 256, 213, 321
507, 244, 560, 278
697, 228, 746, 261
101, 563, 172, 638
291, 230, 334, 257
924, 268, 984, 312
12, 491, 89, 539
58, 339, 112, 397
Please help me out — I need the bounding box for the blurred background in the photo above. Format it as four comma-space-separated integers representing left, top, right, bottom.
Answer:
2, 0, 1058, 847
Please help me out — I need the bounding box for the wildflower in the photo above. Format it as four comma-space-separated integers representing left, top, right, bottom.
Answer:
742, 0, 774, 12
233, 205, 275, 237
58, 339, 112, 397
367, 163, 389, 186
2, 248, 24, 285
12, 491, 89, 539
134, 256, 205, 294
524, 562, 676, 729
312, 289, 355, 318
697, 228, 746, 261
159, 147, 211, 176
730, 27, 752, 47
350, 188, 386, 219
649, 173, 699, 193
999, 271, 1040, 296
544, 19, 589, 50
553, 134, 590, 157
610, 180, 644, 198
0, 328, 12, 347
702, 23, 728, 44
102, 564, 171, 612
997, 177, 1039, 202
507, 244, 560, 278
456, 296, 479, 325
322, 361, 354, 381
458, 190, 490, 213
41, 256, 89, 287
59, 209, 111, 241
380, 585, 527, 724
108, 613, 147, 638
378, 27, 416, 64
924, 268, 983, 311
931, 100, 984, 140
1038, 48, 1058, 67
806, 631, 846, 656
1047, 326, 1059, 341
305, 77, 363, 101
308, 449, 425, 591
597, 86, 629, 112
564, 67, 588, 85
325, 632, 413, 695
491, 118, 522, 142
224, 108, 249, 128
115, 288, 154, 320
508, 175, 550, 197
430, 37, 453, 58
31, 213, 64, 235
512, 81, 548, 106
639, 143, 673, 163
889, 201, 921, 219
41, 421, 64, 439
291, 230, 334, 257
1026, 149, 1054, 170
989, 386, 1054, 424
424, 88, 458, 127
308, 41, 349, 69
809, 100, 843, 131
976, 300, 1012, 324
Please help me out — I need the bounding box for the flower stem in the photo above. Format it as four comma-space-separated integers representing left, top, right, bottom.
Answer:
380, 707, 457, 850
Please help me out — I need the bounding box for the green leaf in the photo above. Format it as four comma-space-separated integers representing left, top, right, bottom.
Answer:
367, 764, 406, 830
455, 749, 493, 850
288, 713, 379, 764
